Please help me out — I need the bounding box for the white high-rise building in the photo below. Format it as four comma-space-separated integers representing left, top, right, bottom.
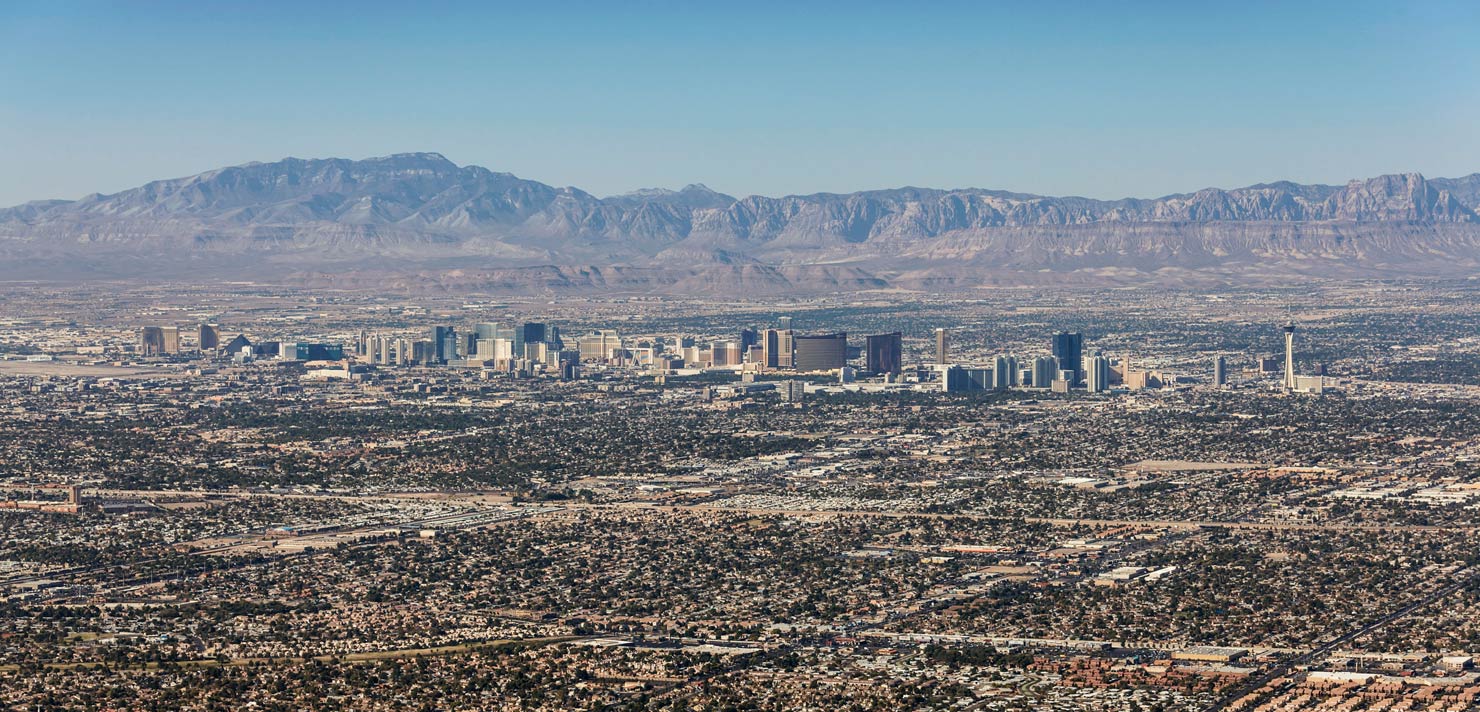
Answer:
992, 354, 1017, 389
1086, 355, 1111, 392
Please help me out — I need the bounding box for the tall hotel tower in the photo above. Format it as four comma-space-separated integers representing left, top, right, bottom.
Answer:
1283, 321, 1297, 391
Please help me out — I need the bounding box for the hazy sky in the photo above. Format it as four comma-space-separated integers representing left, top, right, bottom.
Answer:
3, 1, 1479, 206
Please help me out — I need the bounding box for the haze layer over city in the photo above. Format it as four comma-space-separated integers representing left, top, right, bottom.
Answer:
3, 3, 1480, 711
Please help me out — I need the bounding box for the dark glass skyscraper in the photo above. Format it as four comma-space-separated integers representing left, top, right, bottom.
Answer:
432, 325, 455, 363
198, 323, 220, 351
1051, 332, 1083, 383
864, 332, 903, 375
739, 328, 759, 355
792, 333, 847, 372
520, 322, 547, 346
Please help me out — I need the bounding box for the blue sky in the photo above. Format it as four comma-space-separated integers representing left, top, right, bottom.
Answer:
2, 1, 1478, 206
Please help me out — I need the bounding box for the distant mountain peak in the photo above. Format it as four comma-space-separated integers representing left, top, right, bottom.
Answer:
611, 183, 725, 198
365, 151, 453, 163
612, 187, 678, 199
603, 183, 737, 211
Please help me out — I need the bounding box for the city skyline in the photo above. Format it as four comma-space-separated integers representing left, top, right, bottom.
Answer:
123, 309, 1324, 395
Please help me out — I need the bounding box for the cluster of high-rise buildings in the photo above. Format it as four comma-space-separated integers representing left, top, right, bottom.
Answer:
629, 318, 850, 374
650, 321, 1114, 394
134, 316, 1320, 394
135, 316, 1098, 388
136, 323, 235, 356
139, 323, 346, 363
348, 322, 580, 378
938, 331, 1111, 393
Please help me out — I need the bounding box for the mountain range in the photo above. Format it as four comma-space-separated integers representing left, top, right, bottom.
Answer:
2, 152, 1478, 292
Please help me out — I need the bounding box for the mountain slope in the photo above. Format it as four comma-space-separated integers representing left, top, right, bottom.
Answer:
1, 153, 1478, 291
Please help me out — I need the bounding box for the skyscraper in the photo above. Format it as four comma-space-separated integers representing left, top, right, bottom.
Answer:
778, 316, 793, 331
941, 365, 971, 392
475, 322, 503, 342
578, 330, 622, 361
1087, 355, 1111, 392
1051, 332, 1083, 384
479, 337, 511, 361
138, 326, 180, 355
1213, 355, 1227, 386
520, 322, 547, 346
199, 324, 220, 351
763, 329, 795, 369
739, 328, 758, 357
139, 326, 166, 356
1283, 322, 1297, 391
864, 332, 903, 375
991, 354, 1017, 389
429, 326, 456, 363
792, 333, 847, 372
935, 328, 949, 365
711, 341, 742, 367
1031, 356, 1058, 388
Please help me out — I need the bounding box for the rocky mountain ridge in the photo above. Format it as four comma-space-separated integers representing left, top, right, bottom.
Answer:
2, 153, 1477, 291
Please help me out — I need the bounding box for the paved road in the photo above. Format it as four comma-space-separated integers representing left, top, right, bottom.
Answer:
84, 489, 1480, 534
562, 501, 1476, 533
